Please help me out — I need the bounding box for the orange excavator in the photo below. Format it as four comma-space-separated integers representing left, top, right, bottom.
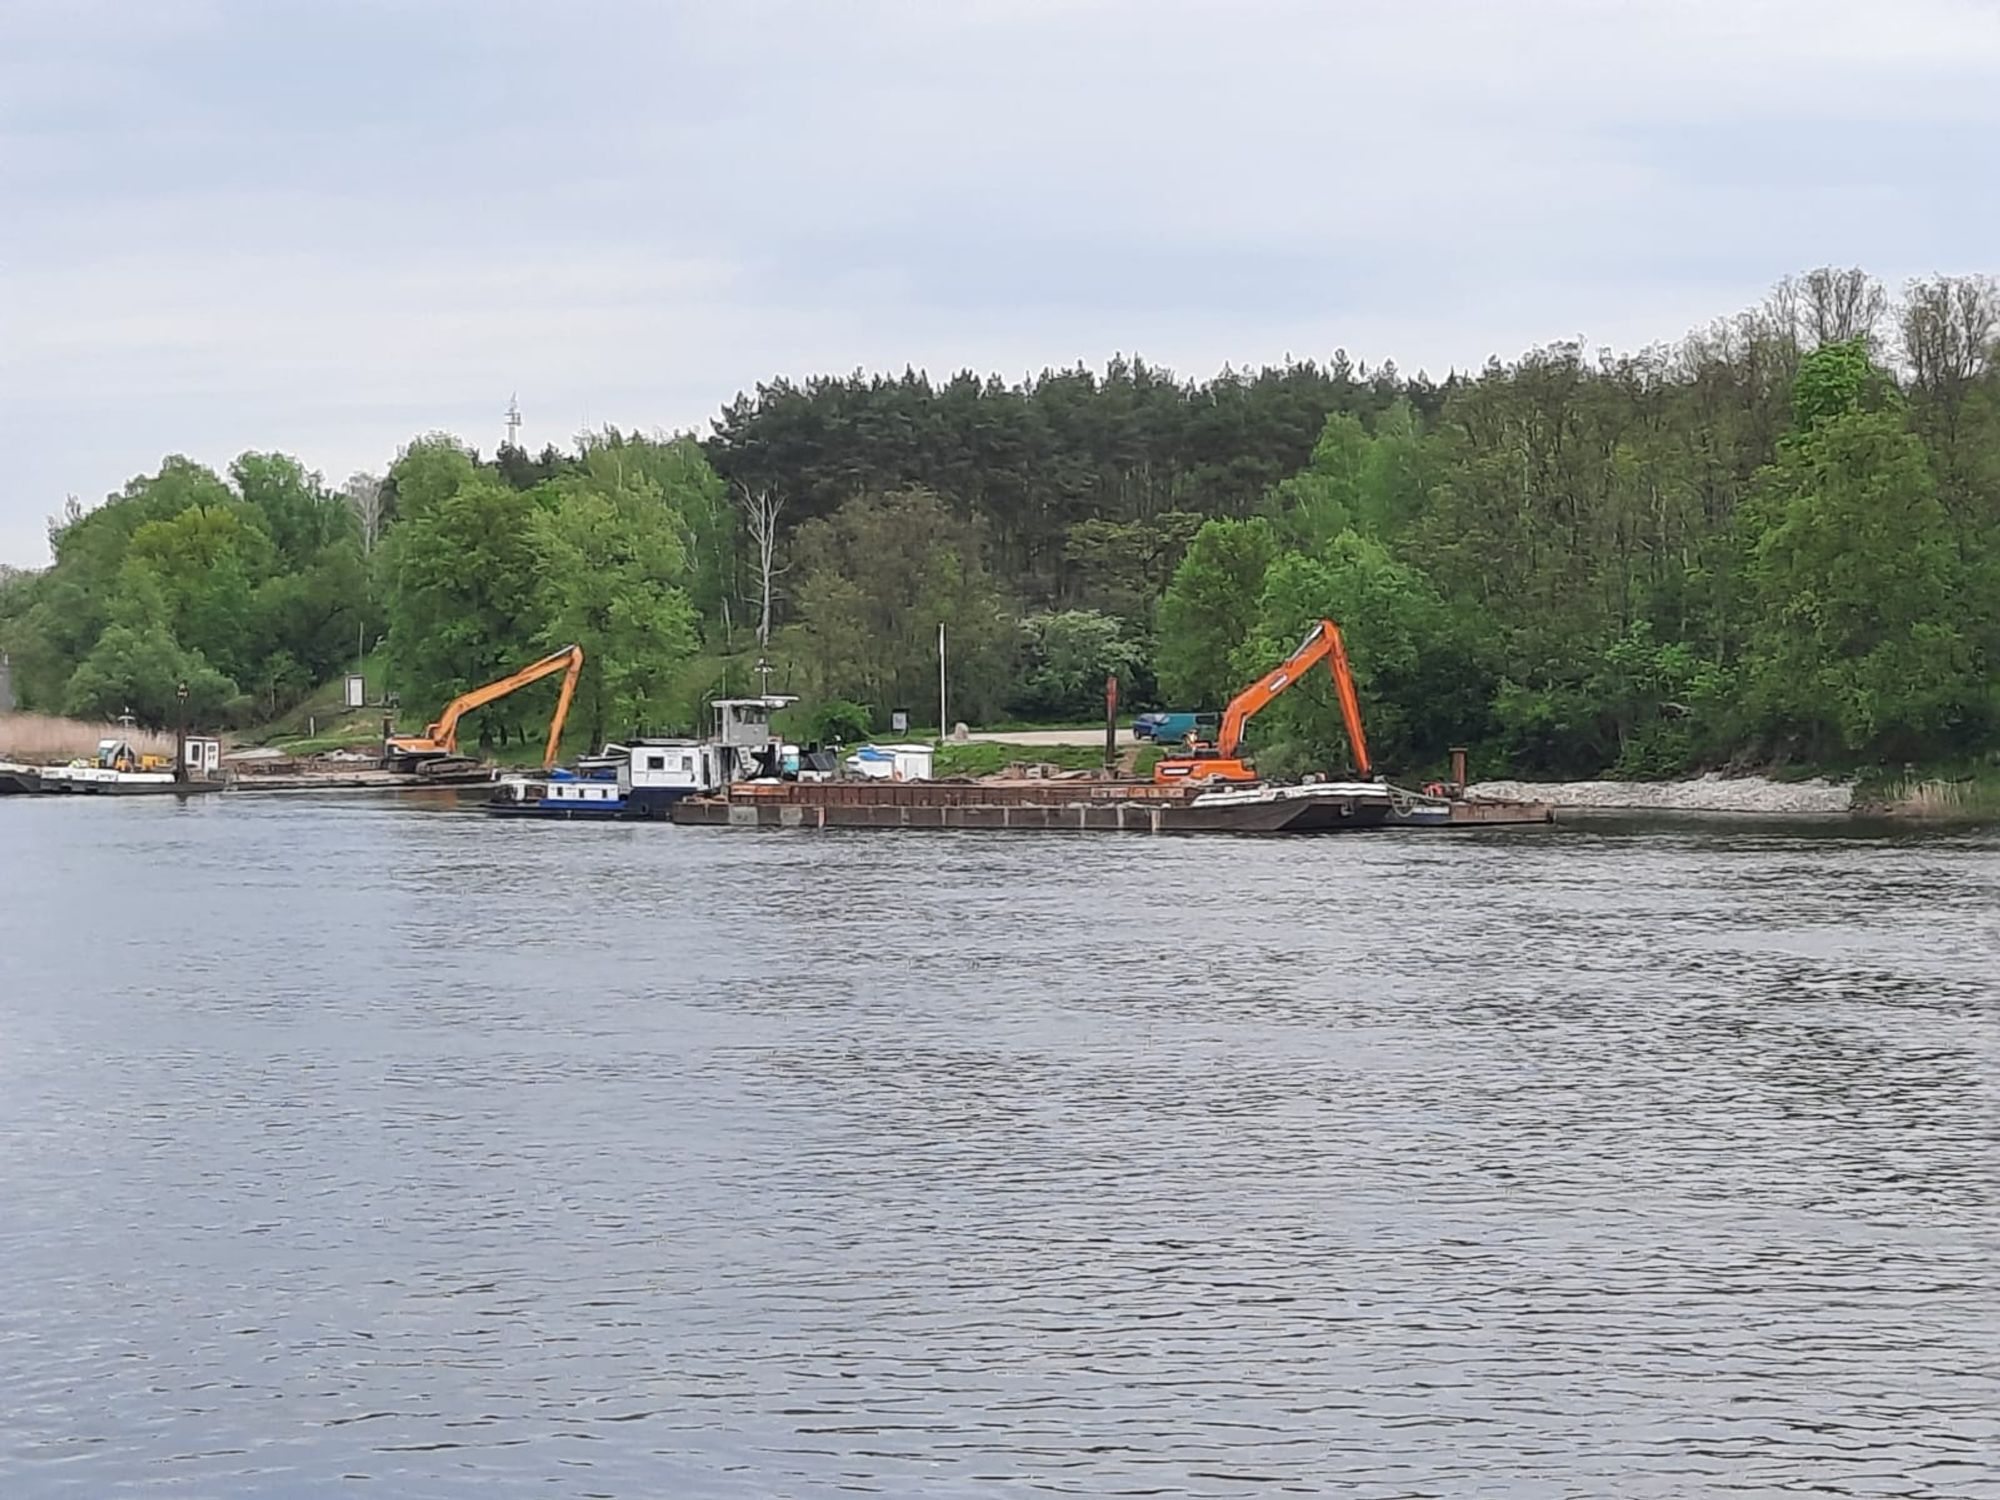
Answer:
1152, 619, 1371, 785
385, 644, 585, 772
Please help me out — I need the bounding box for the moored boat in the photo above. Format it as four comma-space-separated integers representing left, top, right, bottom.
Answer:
485, 769, 628, 819
0, 761, 44, 795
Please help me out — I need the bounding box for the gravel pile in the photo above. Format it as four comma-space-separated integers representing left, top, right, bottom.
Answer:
1465, 772, 1852, 814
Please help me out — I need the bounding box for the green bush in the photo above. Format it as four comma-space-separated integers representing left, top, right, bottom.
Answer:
804, 698, 874, 745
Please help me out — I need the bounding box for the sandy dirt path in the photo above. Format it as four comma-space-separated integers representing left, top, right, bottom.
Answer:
968, 728, 1136, 748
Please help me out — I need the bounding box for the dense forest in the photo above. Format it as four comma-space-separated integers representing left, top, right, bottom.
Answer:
3, 267, 1995, 778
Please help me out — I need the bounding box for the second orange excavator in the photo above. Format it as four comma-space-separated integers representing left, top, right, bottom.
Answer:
1152, 619, 1371, 785
385, 644, 585, 772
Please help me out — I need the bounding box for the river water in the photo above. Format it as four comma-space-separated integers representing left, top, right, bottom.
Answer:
1, 795, 1995, 1498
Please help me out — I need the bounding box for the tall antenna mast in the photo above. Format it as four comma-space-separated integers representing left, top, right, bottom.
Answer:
504, 393, 523, 451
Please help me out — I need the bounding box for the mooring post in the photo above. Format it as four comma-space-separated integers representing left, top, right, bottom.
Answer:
1104, 673, 1119, 775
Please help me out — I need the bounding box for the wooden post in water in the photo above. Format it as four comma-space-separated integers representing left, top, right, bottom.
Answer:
1104, 674, 1119, 776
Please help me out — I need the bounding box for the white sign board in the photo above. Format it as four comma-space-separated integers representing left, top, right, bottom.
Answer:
344, 674, 365, 709
890, 711, 909, 733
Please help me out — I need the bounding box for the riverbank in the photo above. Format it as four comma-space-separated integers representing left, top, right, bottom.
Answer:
1466, 766, 2000, 821
1466, 773, 1853, 815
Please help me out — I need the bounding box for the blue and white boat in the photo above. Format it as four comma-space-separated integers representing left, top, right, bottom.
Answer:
483, 739, 735, 820
485, 767, 628, 819
482, 694, 813, 822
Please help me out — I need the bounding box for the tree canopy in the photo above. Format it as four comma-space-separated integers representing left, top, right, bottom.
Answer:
5, 266, 1995, 777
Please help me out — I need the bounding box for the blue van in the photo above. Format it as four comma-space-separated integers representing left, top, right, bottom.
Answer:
1133, 711, 1220, 744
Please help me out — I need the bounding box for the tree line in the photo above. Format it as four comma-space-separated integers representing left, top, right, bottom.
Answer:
2, 266, 1994, 777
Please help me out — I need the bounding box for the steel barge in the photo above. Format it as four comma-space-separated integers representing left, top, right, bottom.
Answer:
668, 777, 1552, 834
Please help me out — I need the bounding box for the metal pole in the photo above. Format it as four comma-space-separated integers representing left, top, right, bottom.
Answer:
938, 622, 947, 735
174, 680, 189, 784
1104, 674, 1118, 775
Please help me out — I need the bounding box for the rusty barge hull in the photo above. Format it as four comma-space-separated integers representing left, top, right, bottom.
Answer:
669, 781, 1551, 834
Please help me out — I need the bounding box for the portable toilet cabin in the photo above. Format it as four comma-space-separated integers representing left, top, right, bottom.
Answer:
182, 737, 222, 779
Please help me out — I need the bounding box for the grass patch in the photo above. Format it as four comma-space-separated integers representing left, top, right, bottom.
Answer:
240, 649, 395, 753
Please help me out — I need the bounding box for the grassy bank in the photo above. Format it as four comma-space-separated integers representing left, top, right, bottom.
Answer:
237, 649, 393, 754
1857, 762, 2000, 820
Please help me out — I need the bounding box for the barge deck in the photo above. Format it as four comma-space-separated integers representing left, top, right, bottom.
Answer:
669, 778, 1552, 834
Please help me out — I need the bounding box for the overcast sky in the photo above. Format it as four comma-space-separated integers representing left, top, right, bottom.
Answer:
3, 0, 1997, 566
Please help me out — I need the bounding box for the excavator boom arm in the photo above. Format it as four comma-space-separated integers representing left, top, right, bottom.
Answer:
1214, 619, 1371, 776
539, 648, 584, 769
412, 645, 586, 760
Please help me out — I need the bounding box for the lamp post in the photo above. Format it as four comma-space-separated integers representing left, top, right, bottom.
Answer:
175, 680, 189, 784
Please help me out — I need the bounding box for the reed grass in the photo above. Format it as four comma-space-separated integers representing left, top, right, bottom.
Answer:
1876, 766, 2000, 820
0, 712, 176, 764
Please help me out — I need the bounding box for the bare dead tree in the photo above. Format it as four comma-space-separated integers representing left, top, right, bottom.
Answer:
1900, 274, 1998, 402
1774, 266, 1887, 350
343, 472, 386, 554
733, 483, 786, 651
46, 495, 84, 552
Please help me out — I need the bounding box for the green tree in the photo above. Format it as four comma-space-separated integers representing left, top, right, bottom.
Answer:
1014, 610, 1149, 720
1243, 536, 1482, 773
1790, 337, 1896, 433
62, 625, 237, 726
1154, 517, 1278, 707
231, 452, 358, 569
1062, 512, 1203, 623
382, 435, 479, 523
1577, 620, 1733, 777
1742, 407, 1981, 758
529, 484, 701, 747
802, 698, 874, 744
117, 504, 276, 684
782, 489, 1011, 726
383, 469, 551, 742
574, 431, 735, 633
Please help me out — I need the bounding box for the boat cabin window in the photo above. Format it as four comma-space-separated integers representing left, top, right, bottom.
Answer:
646, 754, 665, 770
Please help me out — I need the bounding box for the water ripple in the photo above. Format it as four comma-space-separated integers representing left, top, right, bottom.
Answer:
0, 797, 1994, 1497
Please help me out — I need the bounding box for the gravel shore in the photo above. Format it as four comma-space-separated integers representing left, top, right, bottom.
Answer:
1465, 772, 1853, 814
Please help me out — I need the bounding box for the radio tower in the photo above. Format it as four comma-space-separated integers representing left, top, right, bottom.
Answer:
504, 393, 523, 452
